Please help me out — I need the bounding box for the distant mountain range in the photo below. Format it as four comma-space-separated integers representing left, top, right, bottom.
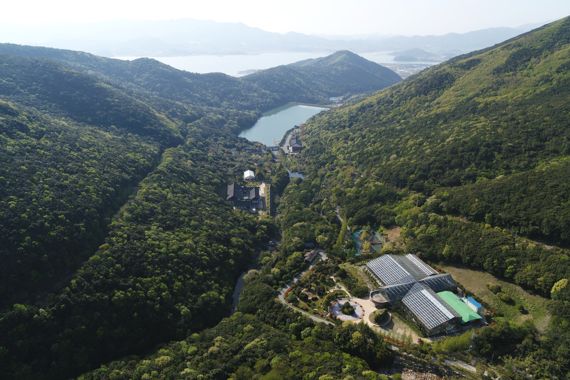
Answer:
0, 19, 540, 58
1, 16, 570, 379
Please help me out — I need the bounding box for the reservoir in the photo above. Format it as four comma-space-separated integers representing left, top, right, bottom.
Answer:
239, 104, 327, 146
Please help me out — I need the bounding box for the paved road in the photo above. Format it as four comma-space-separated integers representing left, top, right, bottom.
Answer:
277, 251, 334, 326
281, 128, 296, 154
277, 289, 334, 326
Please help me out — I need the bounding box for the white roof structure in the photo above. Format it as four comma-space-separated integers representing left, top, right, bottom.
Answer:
243, 170, 255, 181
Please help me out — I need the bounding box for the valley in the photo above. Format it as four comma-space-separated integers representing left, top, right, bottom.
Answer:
1, 14, 570, 380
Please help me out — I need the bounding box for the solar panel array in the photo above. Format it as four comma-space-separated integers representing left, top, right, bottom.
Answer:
402, 283, 460, 331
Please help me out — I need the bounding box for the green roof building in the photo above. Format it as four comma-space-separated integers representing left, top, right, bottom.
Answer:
437, 291, 482, 324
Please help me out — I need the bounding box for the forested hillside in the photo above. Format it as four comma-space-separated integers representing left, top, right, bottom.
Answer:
0, 44, 403, 379
3, 15, 570, 379
434, 157, 570, 246
81, 312, 387, 380
0, 55, 181, 143
0, 44, 277, 114
0, 44, 401, 113
0, 53, 185, 309
304, 18, 570, 191
0, 100, 161, 308
0, 120, 271, 378
244, 50, 401, 105
288, 16, 570, 377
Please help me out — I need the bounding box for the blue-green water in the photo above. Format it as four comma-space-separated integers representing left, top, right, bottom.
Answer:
239, 104, 327, 146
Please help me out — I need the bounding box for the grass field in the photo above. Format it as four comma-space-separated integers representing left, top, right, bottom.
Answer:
440, 265, 551, 332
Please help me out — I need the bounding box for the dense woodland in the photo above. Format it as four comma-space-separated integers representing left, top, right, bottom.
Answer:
292, 17, 570, 378
0, 43, 402, 379
2, 16, 570, 380
0, 101, 162, 308
0, 120, 273, 378
82, 313, 390, 380
435, 157, 570, 246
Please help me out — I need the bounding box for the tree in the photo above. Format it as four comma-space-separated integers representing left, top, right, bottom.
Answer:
341, 302, 355, 315
551, 278, 568, 299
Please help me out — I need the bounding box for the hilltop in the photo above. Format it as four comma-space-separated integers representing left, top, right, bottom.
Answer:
0, 44, 400, 112
0, 45, 400, 379
244, 50, 401, 104
1, 16, 570, 379
289, 16, 570, 377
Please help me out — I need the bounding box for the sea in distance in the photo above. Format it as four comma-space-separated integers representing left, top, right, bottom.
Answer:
115, 51, 434, 77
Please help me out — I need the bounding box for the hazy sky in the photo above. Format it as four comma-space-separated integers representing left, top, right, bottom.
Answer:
2, 0, 569, 36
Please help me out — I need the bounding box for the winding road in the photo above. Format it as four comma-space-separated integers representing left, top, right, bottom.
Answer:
275, 251, 478, 377
276, 251, 334, 326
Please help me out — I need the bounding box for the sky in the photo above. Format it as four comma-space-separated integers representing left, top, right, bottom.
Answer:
1, 0, 569, 36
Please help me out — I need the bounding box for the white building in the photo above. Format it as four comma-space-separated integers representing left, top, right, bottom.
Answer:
244, 170, 255, 181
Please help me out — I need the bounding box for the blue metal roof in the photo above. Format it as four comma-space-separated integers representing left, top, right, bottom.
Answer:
466, 296, 482, 309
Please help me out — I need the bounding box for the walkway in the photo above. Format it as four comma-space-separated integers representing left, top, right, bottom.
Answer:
444, 359, 477, 374
276, 251, 333, 326
331, 277, 423, 343
277, 289, 334, 326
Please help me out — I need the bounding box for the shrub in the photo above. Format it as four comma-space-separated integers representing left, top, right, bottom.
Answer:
341, 302, 355, 315
487, 283, 502, 294
432, 331, 471, 353
322, 291, 346, 311
286, 292, 297, 303
498, 292, 514, 305
370, 309, 389, 325
352, 285, 370, 298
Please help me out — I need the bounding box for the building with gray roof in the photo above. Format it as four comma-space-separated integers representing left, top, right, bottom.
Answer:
367, 254, 463, 336
402, 283, 460, 335
227, 183, 265, 213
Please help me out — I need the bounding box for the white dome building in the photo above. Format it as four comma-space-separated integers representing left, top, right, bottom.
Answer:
243, 170, 255, 181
